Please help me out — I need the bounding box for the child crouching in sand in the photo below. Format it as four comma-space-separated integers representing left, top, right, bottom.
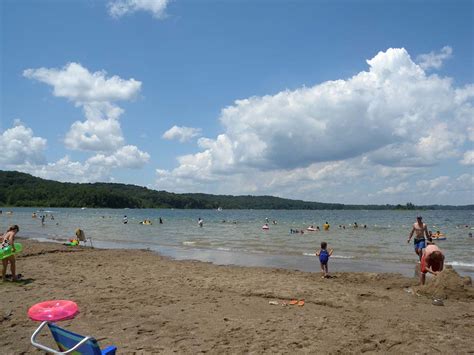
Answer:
420, 243, 444, 285
316, 241, 333, 278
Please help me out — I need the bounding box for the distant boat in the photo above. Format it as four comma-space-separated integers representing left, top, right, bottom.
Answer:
217, 207, 223, 211
81, 207, 87, 210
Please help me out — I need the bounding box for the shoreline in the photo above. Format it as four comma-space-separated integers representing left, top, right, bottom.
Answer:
4, 207, 473, 282
1, 238, 473, 353
21, 235, 474, 279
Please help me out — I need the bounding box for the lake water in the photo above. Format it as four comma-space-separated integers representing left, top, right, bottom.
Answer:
2, 208, 473, 278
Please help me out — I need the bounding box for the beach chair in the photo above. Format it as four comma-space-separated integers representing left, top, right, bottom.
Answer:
30, 321, 117, 354
75, 228, 93, 247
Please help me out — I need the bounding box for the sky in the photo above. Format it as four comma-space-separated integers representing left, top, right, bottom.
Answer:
1, 0, 473, 205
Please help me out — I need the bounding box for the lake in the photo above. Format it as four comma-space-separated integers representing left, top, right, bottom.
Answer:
2, 208, 473, 278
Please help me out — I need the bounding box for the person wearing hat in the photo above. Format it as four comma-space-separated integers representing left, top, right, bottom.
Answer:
407, 216, 429, 260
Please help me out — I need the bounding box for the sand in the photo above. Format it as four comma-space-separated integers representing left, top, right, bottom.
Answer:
1, 238, 473, 354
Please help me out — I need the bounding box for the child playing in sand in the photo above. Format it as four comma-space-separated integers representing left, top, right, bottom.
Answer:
316, 241, 333, 278
420, 244, 444, 285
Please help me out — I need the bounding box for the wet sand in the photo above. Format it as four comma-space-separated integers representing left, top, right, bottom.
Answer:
1, 239, 473, 354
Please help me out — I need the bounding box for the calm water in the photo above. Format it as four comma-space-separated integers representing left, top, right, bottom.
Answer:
1, 208, 473, 278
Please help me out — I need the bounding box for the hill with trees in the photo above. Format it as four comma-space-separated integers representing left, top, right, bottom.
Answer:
0, 171, 472, 210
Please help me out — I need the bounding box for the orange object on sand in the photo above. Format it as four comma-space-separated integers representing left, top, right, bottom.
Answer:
289, 300, 298, 305
297, 300, 305, 306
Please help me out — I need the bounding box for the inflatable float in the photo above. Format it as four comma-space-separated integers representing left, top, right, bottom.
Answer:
307, 227, 316, 231
432, 233, 446, 241
0, 243, 23, 260
28, 300, 79, 322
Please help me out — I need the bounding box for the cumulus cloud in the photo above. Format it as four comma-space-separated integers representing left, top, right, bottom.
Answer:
414, 175, 473, 200
0, 122, 102, 181
416, 176, 450, 190
87, 145, 150, 169
21, 63, 151, 180
23, 63, 141, 104
0, 121, 47, 166
162, 125, 202, 143
416, 46, 453, 70
377, 182, 409, 195
64, 118, 125, 152
372, 174, 472, 204
24, 62, 142, 153
368, 123, 464, 167
460, 150, 474, 165
108, 0, 170, 19
156, 47, 473, 199
24, 157, 109, 183
0, 121, 149, 182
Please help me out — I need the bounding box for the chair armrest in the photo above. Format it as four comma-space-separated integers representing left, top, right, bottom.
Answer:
30, 321, 93, 354
101, 345, 118, 354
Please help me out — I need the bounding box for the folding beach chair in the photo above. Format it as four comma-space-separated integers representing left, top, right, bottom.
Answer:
30, 321, 117, 354
75, 228, 93, 247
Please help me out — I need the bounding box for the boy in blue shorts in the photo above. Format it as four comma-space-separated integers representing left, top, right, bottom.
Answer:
316, 241, 333, 278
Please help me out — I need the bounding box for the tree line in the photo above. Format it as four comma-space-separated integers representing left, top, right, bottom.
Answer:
0, 171, 472, 210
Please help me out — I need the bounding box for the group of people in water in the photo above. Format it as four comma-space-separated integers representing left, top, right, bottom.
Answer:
125, 216, 164, 225
32, 211, 57, 226
288, 221, 366, 234
1, 211, 468, 286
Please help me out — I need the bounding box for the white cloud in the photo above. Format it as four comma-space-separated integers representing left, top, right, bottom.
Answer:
412, 175, 473, 201
0, 121, 47, 166
416, 176, 450, 190
371, 174, 472, 204
24, 62, 142, 153
64, 118, 125, 152
162, 125, 202, 143
460, 150, 474, 165
156, 47, 473, 200
108, 0, 170, 19
24, 157, 109, 183
368, 123, 464, 167
87, 145, 150, 169
416, 46, 453, 70
0, 122, 149, 182
155, 156, 407, 203
377, 182, 409, 195
0, 122, 105, 182
453, 173, 474, 193
23, 63, 141, 104
20, 63, 151, 180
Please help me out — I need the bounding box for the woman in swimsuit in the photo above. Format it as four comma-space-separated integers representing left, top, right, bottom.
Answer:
1, 225, 19, 281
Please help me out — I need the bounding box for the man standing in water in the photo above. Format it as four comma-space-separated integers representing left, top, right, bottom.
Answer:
407, 216, 429, 260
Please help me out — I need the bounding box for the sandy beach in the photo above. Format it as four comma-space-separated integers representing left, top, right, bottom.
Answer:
1, 238, 473, 354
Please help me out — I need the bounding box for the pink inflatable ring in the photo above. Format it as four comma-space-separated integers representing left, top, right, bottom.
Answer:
28, 300, 79, 322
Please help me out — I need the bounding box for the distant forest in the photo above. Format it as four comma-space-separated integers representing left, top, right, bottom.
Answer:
0, 171, 472, 210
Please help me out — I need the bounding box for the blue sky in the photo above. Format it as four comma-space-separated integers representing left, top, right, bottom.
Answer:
1, 0, 473, 205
